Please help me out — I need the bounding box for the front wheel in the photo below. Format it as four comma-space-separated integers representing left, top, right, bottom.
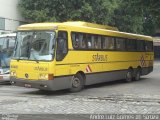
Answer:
69, 74, 84, 92
125, 69, 133, 82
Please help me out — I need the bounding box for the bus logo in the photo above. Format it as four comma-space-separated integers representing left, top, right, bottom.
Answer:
140, 55, 146, 67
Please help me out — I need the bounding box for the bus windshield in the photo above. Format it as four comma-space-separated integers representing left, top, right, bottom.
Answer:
0, 35, 15, 68
13, 31, 55, 61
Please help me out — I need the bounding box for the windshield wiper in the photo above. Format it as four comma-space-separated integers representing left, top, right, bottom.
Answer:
16, 57, 28, 61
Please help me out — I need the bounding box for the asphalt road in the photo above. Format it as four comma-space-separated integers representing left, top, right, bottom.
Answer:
0, 61, 160, 119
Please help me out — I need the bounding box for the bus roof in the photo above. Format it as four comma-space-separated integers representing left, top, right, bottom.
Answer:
0, 33, 16, 38
17, 21, 152, 41
18, 21, 118, 31
63, 21, 118, 31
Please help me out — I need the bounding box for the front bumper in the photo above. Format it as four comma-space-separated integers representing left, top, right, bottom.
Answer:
0, 74, 10, 82
10, 76, 72, 91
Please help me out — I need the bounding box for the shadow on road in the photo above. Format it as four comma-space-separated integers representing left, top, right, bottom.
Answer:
0, 81, 11, 86
84, 77, 148, 89
21, 77, 149, 96
23, 89, 70, 96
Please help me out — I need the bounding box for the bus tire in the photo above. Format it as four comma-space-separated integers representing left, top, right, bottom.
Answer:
69, 73, 84, 92
134, 68, 141, 81
125, 69, 133, 82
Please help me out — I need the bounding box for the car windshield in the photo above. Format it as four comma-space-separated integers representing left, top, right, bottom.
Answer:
12, 31, 55, 61
0, 36, 15, 68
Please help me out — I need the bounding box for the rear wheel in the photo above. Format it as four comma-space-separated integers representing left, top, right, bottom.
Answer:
134, 69, 141, 81
125, 69, 133, 82
69, 74, 84, 92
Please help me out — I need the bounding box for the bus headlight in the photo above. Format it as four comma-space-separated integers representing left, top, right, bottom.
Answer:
10, 71, 16, 76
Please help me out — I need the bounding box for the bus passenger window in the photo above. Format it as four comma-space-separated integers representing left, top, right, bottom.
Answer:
88, 41, 91, 48
94, 40, 98, 49
109, 43, 114, 49
102, 37, 108, 49
78, 33, 86, 49
145, 41, 153, 52
91, 35, 96, 49
87, 34, 92, 49
126, 39, 136, 51
94, 35, 101, 49
137, 40, 145, 51
97, 36, 102, 49
116, 38, 125, 50
81, 40, 86, 49
74, 39, 79, 48
71, 32, 80, 49
108, 38, 115, 50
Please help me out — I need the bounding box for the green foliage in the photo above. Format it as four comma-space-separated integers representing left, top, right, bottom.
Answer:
18, 0, 118, 24
114, 0, 160, 35
18, 0, 160, 35
113, 0, 144, 34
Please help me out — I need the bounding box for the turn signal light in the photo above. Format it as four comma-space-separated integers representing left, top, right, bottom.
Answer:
48, 74, 54, 80
39, 74, 54, 80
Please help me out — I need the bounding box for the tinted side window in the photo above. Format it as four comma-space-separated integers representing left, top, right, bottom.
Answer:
102, 36, 115, 50
71, 32, 102, 50
146, 41, 153, 52
126, 39, 136, 51
71, 32, 87, 49
86, 34, 92, 49
80, 34, 87, 49
137, 40, 145, 51
72, 32, 120, 51
93, 35, 102, 49
116, 38, 125, 51
72, 32, 79, 49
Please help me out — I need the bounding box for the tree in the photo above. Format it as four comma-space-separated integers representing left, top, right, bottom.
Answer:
113, 0, 143, 34
18, 0, 160, 35
18, 0, 118, 25
138, 0, 160, 35
114, 0, 160, 35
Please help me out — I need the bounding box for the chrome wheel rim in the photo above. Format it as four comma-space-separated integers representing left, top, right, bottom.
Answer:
72, 77, 80, 88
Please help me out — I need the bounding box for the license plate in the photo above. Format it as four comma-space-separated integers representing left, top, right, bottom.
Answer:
24, 84, 32, 88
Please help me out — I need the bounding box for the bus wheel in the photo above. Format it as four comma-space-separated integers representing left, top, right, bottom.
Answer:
69, 74, 84, 92
134, 69, 141, 81
125, 69, 133, 82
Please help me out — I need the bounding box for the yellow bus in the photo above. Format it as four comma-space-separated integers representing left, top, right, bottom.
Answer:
10, 21, 154, 92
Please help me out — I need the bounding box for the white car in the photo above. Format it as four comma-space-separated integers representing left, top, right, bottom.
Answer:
0, 68, 10, 82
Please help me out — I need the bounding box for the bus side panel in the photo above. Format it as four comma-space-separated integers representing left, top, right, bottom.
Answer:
141, 66, 153, 75
85, 70, 127, 85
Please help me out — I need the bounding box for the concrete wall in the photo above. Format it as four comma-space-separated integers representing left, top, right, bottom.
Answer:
0, 0, 26, 34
